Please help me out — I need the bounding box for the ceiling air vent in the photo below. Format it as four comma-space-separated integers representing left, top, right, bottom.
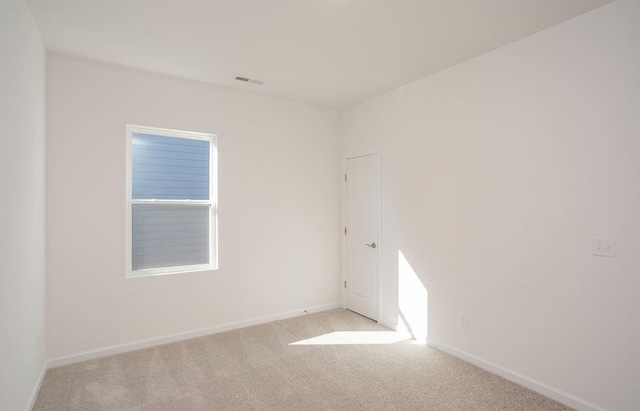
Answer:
235, 76, 264, 85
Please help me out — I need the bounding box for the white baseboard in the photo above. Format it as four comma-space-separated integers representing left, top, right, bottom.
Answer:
47, 302, 341, 369
26, 361, 48, 411
426, 339, 607, 411
377, 318, 397, 330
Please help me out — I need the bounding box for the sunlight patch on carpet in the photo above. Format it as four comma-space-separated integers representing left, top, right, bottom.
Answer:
290, 331, 412, 345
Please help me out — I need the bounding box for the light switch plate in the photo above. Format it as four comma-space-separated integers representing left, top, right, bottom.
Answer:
592, 238, 616, 258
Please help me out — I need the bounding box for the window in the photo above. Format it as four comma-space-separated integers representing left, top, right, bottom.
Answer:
126, 125, 217, 277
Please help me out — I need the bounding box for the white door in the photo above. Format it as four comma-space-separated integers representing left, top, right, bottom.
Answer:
345, 154, 379, 321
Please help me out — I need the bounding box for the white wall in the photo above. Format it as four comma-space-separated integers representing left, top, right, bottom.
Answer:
46, 55, 341, 360
341, 1, 640, 410
0, 0, 47, 409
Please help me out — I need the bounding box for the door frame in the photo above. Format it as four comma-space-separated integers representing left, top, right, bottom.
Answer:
342, 149, 381, 321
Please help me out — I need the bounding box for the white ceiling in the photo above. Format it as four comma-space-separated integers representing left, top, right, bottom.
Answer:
27, 0, 613, 108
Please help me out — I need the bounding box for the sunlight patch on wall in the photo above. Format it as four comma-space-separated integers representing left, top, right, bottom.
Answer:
398, 250, 429, 342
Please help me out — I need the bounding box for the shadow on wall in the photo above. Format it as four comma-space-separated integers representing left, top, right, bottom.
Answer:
397, 250, 429, 342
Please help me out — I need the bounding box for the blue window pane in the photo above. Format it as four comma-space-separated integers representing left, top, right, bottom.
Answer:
132, 204, 210, 270
132, 133, 210, 200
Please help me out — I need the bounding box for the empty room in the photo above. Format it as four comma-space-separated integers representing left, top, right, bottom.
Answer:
1, 0, 639, 410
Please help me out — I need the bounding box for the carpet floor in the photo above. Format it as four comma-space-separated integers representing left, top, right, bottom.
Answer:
34, 309, 571, 410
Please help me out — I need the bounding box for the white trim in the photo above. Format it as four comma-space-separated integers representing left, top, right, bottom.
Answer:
125, 124, 218, 278
26, 361, 48, 411
345, 149, 380, 160
127, 263, 215, 278
47, 303, 342, 369
426, 339, 608, 411
131, 200, 212, 205
127, 124, 213, 141
377, 318, 397, 331
210, 139, 219, 268
125, 125, 133, 275
342, 149, 381, 322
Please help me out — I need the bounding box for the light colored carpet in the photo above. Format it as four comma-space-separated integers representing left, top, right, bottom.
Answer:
34, 309, 571, 410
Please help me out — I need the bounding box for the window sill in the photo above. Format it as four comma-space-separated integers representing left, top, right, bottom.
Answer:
126, 264, 218, 279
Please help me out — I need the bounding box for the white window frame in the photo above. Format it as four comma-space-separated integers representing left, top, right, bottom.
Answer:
125, 124, 218, 278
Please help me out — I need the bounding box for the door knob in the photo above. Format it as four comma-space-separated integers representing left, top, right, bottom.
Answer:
365, 242, 377, 249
